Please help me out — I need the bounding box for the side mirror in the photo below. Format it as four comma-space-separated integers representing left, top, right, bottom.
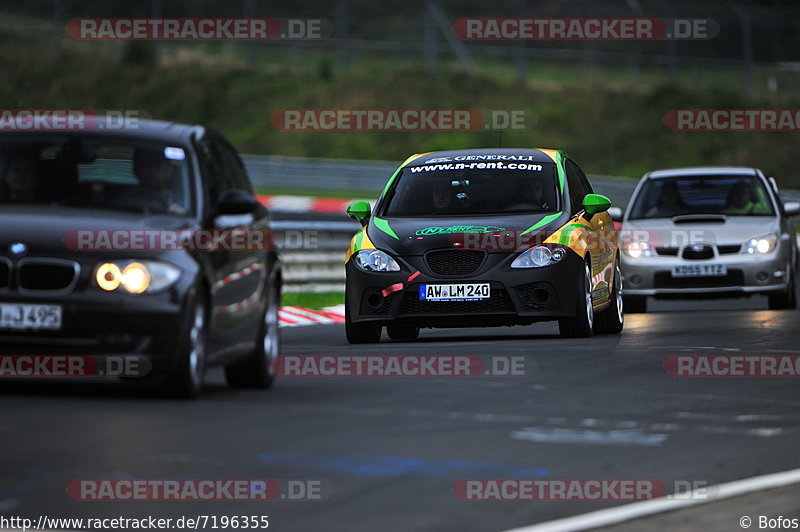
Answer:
607, 206, 623, 222
784, 201, 800, 217
582, 193, 612, 216
347, 200, 371, 226
215, 189, 259, 215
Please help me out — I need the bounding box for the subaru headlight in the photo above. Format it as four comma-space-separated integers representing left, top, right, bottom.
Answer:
511, 246, 566, 268
742, 233, 778, 255
354, 249, 401, 272
622, 241, 652, 258
95, 260, 181, 294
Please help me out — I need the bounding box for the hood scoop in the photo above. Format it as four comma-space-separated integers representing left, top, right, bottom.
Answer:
671, 214, 727, 224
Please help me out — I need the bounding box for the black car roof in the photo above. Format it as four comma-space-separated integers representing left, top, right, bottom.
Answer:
404, 148, 560, 167
0, 118, 206, 146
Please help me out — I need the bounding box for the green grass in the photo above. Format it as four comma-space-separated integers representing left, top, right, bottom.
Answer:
281, 292, 344, 309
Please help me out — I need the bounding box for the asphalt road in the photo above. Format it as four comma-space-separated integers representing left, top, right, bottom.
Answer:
2, 294, 800, 532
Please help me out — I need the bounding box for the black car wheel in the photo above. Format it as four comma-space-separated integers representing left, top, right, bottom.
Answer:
768, 270, 796, 310
594, 256, 624, 334
387, 324, 420, 341
345, 304, 381, 344
559, 259, 595, 338
225, 279, 281, 388
166, 289, 208, 399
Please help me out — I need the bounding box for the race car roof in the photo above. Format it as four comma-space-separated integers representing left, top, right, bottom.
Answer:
403, 148, 562, 167
646, 166, 759, 179
0, 118, 207, 146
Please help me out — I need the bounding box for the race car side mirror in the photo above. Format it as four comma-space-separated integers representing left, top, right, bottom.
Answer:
347, 201, 372, 226
582, 194, 612, 216
784, 201, 800, 217
607, 207, 623, 222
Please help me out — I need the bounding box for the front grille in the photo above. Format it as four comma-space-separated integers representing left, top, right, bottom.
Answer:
681, 245, 714, 260
0, 259, 9, 288
654, 270, 744, 289
515, 282, 561, 311
398, 283, 515, 315
717, 244, 741, 255
18, 259, 79, 292
424, 250, 486, 276
655, 247, 679, 256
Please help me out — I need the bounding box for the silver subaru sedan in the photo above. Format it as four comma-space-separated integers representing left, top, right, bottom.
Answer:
612, 167, 799, 313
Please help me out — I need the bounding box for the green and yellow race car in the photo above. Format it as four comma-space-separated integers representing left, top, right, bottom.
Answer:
344, 148, 623, 343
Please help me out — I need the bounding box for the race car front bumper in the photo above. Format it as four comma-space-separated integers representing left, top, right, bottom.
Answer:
345, 251, 585, 328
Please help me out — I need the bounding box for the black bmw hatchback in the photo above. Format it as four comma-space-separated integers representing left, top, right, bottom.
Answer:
0, 118, 281, 398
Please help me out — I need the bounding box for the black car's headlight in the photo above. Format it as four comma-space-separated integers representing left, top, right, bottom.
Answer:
741, 233, 778, 255
353, 250, 401, 272
511, 246, 566, 268
95, 260, 181, 294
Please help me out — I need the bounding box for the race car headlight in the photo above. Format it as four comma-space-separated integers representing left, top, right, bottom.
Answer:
511, 246, 566, 268
354, 250, 401, 272
622, 241, 652, 258
742, 233, 778, 255
95, 260, 181, 294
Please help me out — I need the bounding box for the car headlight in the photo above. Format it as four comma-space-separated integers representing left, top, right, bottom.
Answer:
511, 246, 566, 268
95, 260, 181, 294
742, 233, 778, 255
354, 250, 401, 272
622, 241, 652, 259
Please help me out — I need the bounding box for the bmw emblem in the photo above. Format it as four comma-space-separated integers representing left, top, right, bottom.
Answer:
9, 242, 27, 256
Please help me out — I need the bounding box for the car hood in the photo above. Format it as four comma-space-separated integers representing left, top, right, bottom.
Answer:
366, 212, 571, 255
0, 205, 196, 258
621, 215, 779, 247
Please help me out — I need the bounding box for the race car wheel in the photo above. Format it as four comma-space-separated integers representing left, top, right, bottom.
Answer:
559, 259, 594, 338
225, 279, 281, 388
345, 305, 381, 344
594, 256, 624, 334
387, 325, 420, 341
623, 295, 647, 314
166, 288, 208, 399
768, 270, 796, 310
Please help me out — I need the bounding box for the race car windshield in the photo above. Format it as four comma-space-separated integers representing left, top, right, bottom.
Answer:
0, 136, 193, 216
628, 175, 775, 220
382, 164, 559, 217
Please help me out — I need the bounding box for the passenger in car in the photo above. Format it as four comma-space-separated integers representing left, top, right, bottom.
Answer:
1, 152, 41, 202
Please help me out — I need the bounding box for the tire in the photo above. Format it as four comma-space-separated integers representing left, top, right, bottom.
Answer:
594, 257, 624, 334
623, 295, 647, 314
559, 259, 595, 338
165, 289, 208, 399
768, 270, 796, 310
387, 324, 420, 341
225, 279, 281, 388
345, 304, 381, 344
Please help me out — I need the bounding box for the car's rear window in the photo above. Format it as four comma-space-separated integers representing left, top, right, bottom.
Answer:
0, 135, 193, 216
381, 162, 559, 217
628, 175, 774, 219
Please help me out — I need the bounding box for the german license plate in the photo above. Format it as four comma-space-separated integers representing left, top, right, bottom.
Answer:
0, 304, 62, 330
671, 264, 727, 278
419, 283, 490, 302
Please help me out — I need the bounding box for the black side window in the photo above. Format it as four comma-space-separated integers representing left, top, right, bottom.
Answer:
197, 135, 228, 206
565, 159, 590, 214
217, 138, 252, 194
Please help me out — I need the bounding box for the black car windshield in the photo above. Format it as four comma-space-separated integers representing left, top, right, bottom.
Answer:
381, 163, 559, 217
0, 135, 192, 215
628, 175, 774, 220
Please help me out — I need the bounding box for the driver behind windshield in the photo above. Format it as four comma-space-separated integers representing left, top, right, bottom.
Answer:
133, 148, 185, 214
645, 181, 687, 218
723, 180, 770, 215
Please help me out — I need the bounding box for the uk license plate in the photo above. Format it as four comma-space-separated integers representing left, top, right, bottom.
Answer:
671, 264, 727, 278
419, 283, 490, 302
0, 304, 62, 330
